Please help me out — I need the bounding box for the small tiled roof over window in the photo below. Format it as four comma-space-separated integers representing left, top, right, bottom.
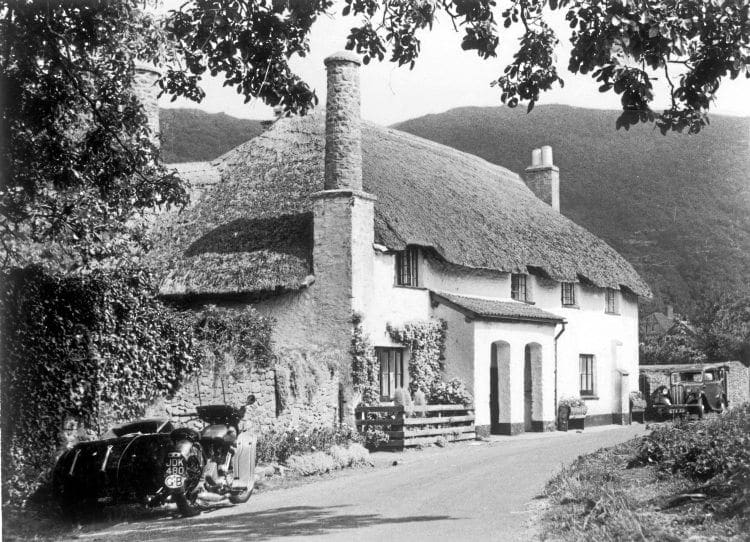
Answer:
431, 291, 565, 324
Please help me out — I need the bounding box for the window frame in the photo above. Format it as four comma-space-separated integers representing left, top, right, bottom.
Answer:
561, 282, 577, 307
511, 273, 528, 302
579, 354, 596, 397
395, 247, 419, 287
605, 288, 618, 314
376, 347, 405, 401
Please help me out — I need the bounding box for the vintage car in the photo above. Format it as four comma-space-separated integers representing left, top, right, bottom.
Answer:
650, 366, 728, 419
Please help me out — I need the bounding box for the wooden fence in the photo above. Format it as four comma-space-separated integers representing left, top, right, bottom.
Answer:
355, 404, 476, 450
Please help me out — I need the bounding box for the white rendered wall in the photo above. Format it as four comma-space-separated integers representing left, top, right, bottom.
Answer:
472, 320, 557, 427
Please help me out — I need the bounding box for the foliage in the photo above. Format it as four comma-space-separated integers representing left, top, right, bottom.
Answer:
286, 443, 371, 476
388, 319, 447, 396
361, 426, 390, 450
428, 379, 473, 406
629, 391, 647, 410
0, 265, 201, 505
640, 318, 707, 365
543, 410, 750, 540
255, 424, 361, 464
340, 0, 748, 133
160, 109, 264, 163
704, 296, 750, 364
350, 313, 379, 405
0, 1, 188, 269
193, 305, 274, 369
632, 406, 750, 483
558, 395, 588, 414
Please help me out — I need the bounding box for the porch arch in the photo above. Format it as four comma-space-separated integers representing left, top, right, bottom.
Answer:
490, 341, 511, 434
524, 342, 546, 431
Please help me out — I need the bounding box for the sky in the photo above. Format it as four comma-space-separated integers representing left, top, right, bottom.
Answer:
157, 1, 750, 125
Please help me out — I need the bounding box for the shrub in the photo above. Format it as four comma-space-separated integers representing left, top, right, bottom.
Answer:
429, 378, 473, 405
350, 314, 379, 405
387, 319, 447, 396
558, 396, 588, 414
435, 436, 448, 447
256, 424, 361, 463
288, 444, 371, 476
629, 391, 646, 410
361, 426, 390, 450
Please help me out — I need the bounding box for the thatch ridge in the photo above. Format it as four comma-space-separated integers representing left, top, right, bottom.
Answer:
148, 111, 651, 297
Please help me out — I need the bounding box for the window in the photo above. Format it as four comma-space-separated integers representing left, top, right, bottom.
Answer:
395, 247, 419, 287
579, 354, 595, 396
376, 348, 404, 400
561, 282, 576, 306
605, 288, 618, 314
511, 274, 528, 302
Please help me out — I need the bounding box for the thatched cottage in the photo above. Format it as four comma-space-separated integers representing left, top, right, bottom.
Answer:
141, 51, 651, 435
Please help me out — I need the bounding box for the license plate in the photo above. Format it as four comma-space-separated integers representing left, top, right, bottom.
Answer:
164, 474, 184, 489
165, 452, 185, 488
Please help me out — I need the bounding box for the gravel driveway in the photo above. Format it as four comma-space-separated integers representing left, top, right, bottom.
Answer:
72, 424, 646, 542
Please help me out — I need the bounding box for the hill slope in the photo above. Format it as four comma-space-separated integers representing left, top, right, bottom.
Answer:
160, 106, 750, 315
395, 105, 750, 315
160, 108, 265, 163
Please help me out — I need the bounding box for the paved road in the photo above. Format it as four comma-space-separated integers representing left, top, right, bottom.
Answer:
75, 425, 646, 542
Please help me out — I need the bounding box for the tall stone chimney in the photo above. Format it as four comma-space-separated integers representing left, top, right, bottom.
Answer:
133, 62, 161, 147
323, 51, 362, 190
312, 51, 375, 426
522, 145, 560, 212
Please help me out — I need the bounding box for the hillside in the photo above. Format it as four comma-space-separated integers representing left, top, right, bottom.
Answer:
395, 106, 750, 315
160, 106, 750, 315
159, 108, 265, 163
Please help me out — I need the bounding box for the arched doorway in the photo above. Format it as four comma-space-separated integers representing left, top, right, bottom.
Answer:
490, 341, 510, 434
524, 343, 542, 431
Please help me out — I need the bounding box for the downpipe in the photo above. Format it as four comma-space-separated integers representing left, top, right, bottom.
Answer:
554, 321, 567, 419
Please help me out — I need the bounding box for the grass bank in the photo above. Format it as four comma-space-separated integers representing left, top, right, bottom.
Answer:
541, 406, 749, 541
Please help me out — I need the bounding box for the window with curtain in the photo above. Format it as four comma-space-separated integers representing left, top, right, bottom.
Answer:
376, 348, 404, 400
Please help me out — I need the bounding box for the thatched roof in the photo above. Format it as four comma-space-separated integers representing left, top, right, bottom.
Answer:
431, 292, 564, 325
149, 111, 651, 298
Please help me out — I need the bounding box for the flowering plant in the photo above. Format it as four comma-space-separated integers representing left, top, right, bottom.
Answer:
630, 391, 647, 410
558, 395, 588, 414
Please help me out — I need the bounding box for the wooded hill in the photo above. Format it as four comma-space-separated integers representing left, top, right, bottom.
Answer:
160, 105, 750, 316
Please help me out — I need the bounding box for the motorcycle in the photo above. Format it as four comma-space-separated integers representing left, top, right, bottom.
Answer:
162, 394, 257, 517
52, 393, 257, 518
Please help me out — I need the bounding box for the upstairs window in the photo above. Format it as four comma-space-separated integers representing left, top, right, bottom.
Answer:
511, 274, 528, 302
579, 354, 595, 396
376, 348, 404, 401
605, 288, 618, 314
396, 247, 419, 287
561, 282, 576, 306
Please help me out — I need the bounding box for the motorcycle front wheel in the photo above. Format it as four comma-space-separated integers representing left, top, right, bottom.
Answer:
174, 442, 204, 517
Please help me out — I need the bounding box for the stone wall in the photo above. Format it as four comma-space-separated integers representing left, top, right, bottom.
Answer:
133, 63, 160, 146
147, 355, 340, 434
639, 361, 749, 408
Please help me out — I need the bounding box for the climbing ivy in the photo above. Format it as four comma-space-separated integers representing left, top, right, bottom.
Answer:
350, 313, 379, 405
387, 319, 447, 396
0, 266, 201, 506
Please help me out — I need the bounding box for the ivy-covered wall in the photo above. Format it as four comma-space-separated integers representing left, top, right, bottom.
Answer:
388, 319, 447, 395
0, 266, 201, 505
149, 305, 341, 434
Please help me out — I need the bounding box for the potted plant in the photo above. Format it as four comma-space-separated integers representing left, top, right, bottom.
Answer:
629, 391, 646, 423
558, 396, 588, 430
